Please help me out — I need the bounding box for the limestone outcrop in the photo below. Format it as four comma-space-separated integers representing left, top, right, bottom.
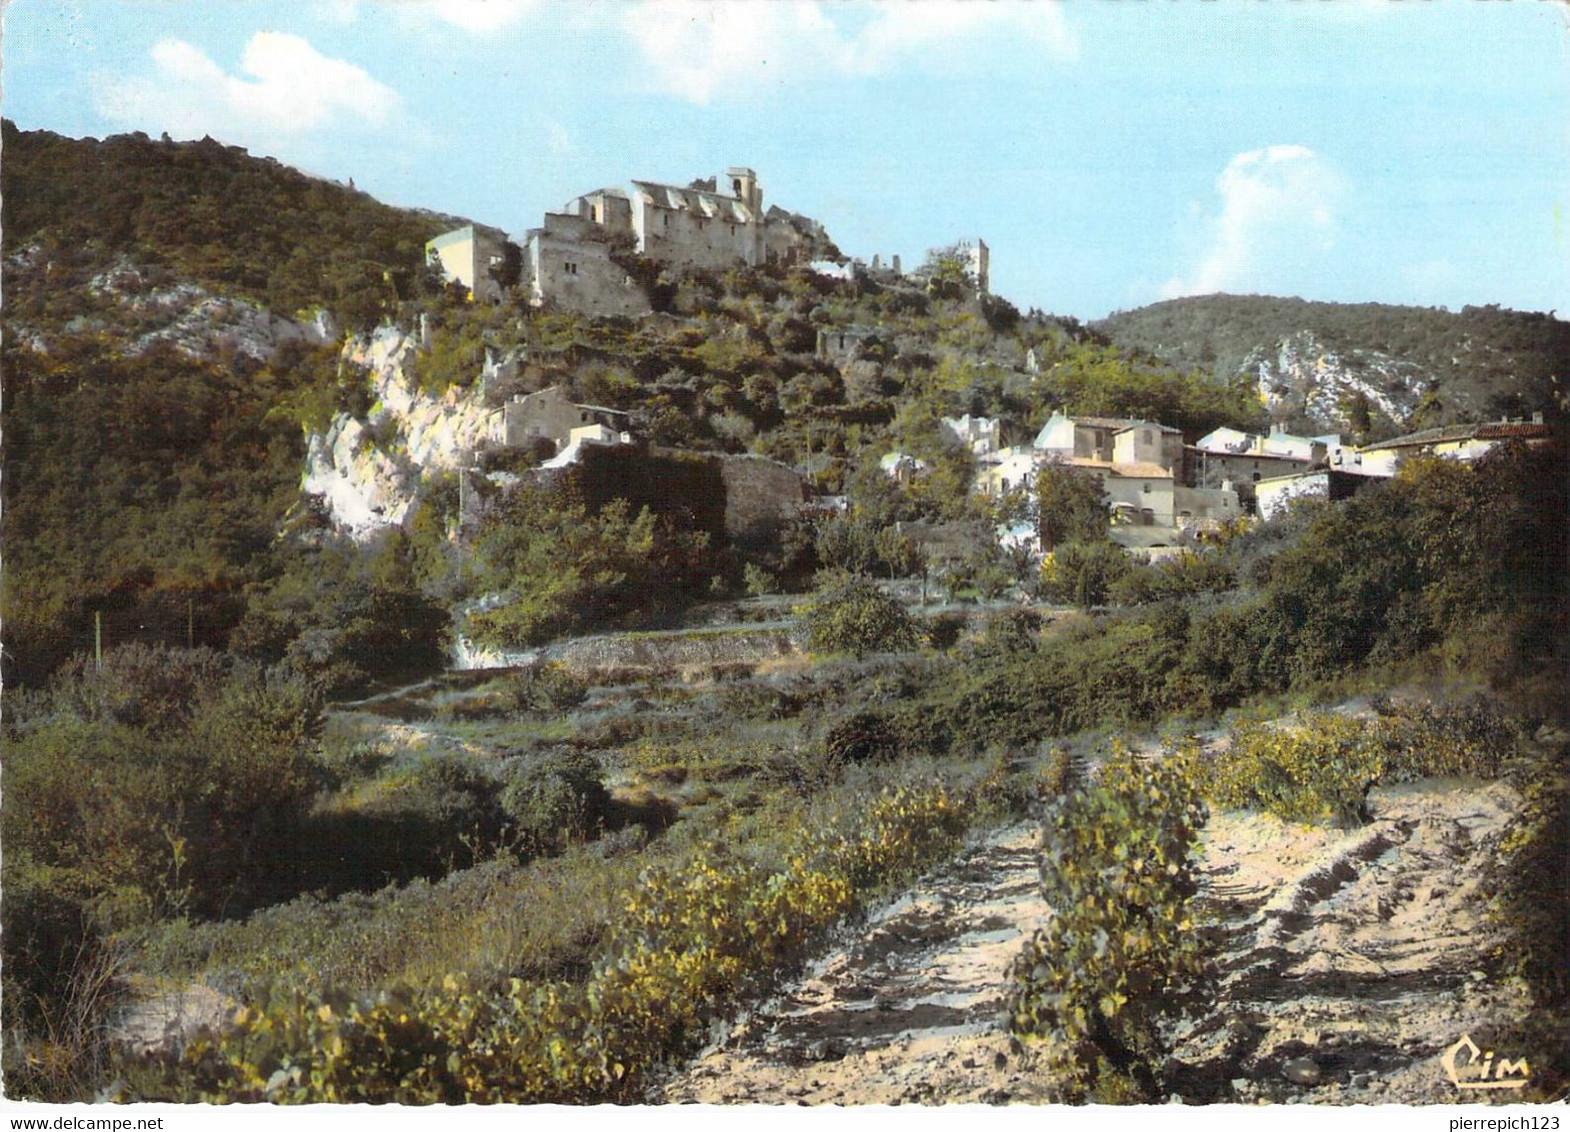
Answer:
301, 326, 502, 539
1246, 330, 1431, 433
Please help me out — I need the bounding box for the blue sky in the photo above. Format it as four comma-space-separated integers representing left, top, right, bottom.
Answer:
4, 0, 1567, 320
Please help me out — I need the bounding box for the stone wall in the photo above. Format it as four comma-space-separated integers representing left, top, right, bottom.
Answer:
719, 455, 808, 551
569, 445, 730, 543
565, 446, 806, 551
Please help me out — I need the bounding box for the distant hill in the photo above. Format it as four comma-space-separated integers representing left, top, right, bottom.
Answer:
1095, 295, 1569, 436
1, 121, 462, 330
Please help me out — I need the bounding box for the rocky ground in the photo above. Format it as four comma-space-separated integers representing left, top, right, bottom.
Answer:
661, 822, 1056, 1105
662, 776, 1534, 1106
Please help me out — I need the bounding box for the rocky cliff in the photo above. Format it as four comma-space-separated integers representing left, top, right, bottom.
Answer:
1244, 330, 1432, 432
301, 326, 501, 539
6, 249, 337, 362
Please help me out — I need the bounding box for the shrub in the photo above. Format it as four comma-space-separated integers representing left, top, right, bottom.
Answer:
798, 576, 924, 659
497, 664, 589, 718
742, 562, 778, 597
1036, 463, 1108, 551
1039, 541, 1132, 607
1189, 702, 1517, 826
1107, 550, 1236, 606
0, 862, 129, 1101
1489, 761, 1570, 1014
113, 782, 970, 1103
1008, 746, 1208, 1101
39, 644, 229, 735
924, 611, 968, 651
979, 608, 1043, 654
821, 709, 902, 766
465, 487, 712, 649
499, 751, 611, 854
1, 660, 326, 1096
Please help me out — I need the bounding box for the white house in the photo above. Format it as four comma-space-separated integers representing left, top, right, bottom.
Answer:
1196, 424, 1332, 464
1194, 426, 1256, 455
943, 414, 1003, 455
1255, 469, 1374, 520
1352, 417, 1551, 477
975, 447, 1040, 497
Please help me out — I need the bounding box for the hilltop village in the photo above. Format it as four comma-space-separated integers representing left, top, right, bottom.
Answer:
426, 165, 983, 315
415, 166, 1548, 567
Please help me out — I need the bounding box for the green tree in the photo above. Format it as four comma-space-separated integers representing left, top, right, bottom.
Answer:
1040, 541, 1133, 608
1036, 463, 1108, 551
465, 481, 711, 648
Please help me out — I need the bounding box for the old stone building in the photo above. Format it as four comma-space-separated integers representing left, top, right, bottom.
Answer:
425, 224, 513, 303
502, 385, 631, 452
555, 168, 831, 274
425, 167, 834, 317
1034, 412, 1182, 471
816, 325, 884, 369
960, 239, 990, 295
521, 212, 650, 318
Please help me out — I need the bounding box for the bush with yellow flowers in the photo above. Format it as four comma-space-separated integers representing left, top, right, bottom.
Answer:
111, 782, 967, 1103
1190, 699, 1517, 826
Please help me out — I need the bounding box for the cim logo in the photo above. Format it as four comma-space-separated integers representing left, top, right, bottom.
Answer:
1441, 1034, 1530, 1091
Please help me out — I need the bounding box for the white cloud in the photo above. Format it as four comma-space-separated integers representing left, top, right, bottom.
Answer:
622, 0, 1077, 105
1161, 145, 1347, 300
95, 32, 400, 144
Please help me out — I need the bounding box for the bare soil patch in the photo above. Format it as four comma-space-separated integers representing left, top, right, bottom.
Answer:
665, 777, 1530, 1105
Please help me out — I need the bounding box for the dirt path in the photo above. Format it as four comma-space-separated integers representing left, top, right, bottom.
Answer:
665, 777, 1531, 1105
1170, 777, 1531, 1104
662, 822, 1057, 1104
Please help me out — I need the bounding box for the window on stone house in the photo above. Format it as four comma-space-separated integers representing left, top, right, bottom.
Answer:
1143, 429, 1152, 445
1142, 483, 1151, 494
